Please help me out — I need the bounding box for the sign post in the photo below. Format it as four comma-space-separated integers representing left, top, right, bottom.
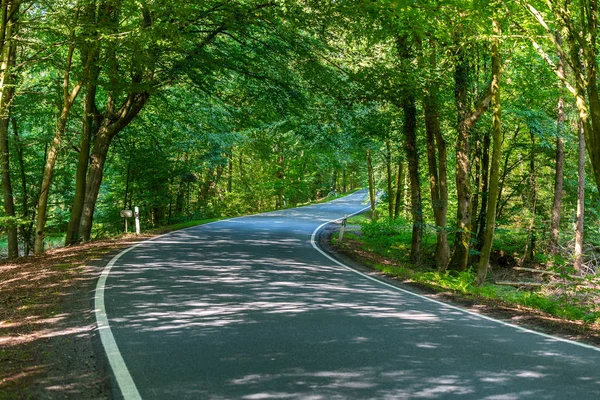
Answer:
134, 206, 140, 235
339, 214, 348, 244
120, 210, 132, 233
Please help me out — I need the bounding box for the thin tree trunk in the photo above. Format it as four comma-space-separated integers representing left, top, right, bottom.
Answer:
367, 149, 376, 220
477, 17, 502, 285
394, 159, 404, 220
574, 121, 585, 272
550, 32, 565, 255
385, 140, 394, 218
404, 94, 423, 265
34, 23, 83, 254
519, 128, 538, 266
13, 118, 30, 255
474, 128, 491, 259
227, 151, 233, 193
449, 46, 473, 271
424, 83, 450, 270
471, 134, 482, 235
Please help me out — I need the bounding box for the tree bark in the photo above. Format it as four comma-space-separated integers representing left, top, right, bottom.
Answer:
574, 121, 585, 272
519, 128, 538, 266
78, 92, 150, 241
424, 83, 450, 270
477, 17, 502, 285
394, 159, 405, 220
474, 128, 491, 261
34, 22, 82, 254
404, 93, 423, 265
13, 119, 30, 255
367, 149, 376, 220
65, 2, 100, 246
449, 40, 493, 272
385, 140, 394, 218
0, 2, 19, 259
550, 33, 565, 255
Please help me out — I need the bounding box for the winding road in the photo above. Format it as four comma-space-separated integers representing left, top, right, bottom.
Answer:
96, 190, 600, 399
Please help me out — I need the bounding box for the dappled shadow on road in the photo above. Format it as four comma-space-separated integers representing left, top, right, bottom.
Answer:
101, 208, 600, 400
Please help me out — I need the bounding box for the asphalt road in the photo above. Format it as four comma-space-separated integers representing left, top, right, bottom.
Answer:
96, 190, 600, 399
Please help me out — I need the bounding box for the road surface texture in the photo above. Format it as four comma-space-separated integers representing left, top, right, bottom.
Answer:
96, 191, 600, 399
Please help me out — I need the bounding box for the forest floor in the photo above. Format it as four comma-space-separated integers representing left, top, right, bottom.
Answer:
2, 220, 600, 399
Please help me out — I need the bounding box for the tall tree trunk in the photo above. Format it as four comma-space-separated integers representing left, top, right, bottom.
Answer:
574, 121, 585, 272
449, 38, 493, 271
477, 17, 502, 285
227, 151, 233, 193
367, 149, 376, 220
65, 81, 97, 245
424, 84, 450, 270
0, 2, 19, 259
394, 159, 405, 220
385, 140, 394, 218
474, 128, 491, 259
34, 25, 82, 254
404, 94, 423, 265
78, 92, 150, 242
449, 45, 473, 271
519, 128, 538, 266
471, 134, 482, 235
65, 4, 100, 246
13, 118, 30, 255
550, 32, 565, 255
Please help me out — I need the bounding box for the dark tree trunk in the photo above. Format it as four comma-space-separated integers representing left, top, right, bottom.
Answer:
367, 150, 376, 220
394, 159, 405, 220
403, 94, 423, 265
550, 33, 565, 255
385, 140, 394, 218
477, 17, 502, 285
0, 3, 20, 258
78, 92, 150, 242
575, 121, 585, 272
449, 46, 472, 271
449, 38, 493, 271
424, 84, 450, 270
474, 128, 491, 262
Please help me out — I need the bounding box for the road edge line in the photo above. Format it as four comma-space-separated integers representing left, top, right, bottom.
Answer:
310, 217, 600, 352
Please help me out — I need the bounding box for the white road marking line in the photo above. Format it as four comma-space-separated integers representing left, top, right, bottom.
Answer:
310, 215, 600, 352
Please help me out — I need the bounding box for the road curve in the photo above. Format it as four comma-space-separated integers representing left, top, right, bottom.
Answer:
96, 190, 600, 399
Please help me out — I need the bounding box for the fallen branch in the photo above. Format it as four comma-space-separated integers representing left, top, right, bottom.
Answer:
495, 281, 544, 288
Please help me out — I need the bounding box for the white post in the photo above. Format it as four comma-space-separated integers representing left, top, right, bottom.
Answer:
125, 218, 128, 233
339, 214, 348, 244
134, 206, 140, 235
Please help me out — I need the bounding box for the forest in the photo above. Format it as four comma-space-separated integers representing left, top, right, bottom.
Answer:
0, 0, 598, 287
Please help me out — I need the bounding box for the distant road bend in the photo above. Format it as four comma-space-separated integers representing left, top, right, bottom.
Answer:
95, 190, 600, 399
